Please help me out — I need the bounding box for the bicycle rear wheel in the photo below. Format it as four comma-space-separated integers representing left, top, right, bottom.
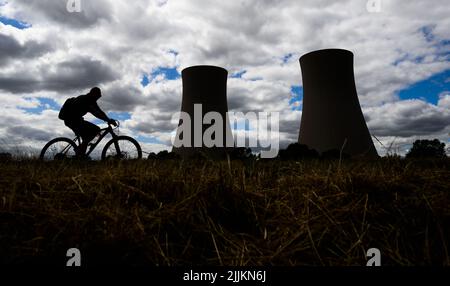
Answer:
101, 136, 142, 160
40, 137, 78, 161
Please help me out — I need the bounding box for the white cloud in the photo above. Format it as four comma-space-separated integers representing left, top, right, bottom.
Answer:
0, 0, 449, 155
365, 98, 450, 137
438, 93, 450, 109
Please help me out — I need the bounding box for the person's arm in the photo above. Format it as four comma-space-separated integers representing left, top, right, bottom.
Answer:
88, 102, 110, 122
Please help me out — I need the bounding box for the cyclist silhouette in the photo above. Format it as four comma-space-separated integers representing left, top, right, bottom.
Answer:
58, 87, 117, 155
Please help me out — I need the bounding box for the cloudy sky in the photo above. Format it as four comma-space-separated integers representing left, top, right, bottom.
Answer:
0, 0, 449, 156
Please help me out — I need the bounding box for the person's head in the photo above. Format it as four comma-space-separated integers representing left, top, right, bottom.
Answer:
89, 87, 102, 100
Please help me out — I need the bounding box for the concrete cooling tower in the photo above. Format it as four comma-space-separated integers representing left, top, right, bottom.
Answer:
298, 49, 378, 157
172, 65, 234, 157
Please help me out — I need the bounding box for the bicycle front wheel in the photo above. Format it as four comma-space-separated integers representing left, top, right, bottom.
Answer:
40, 137, 78, 161
101, 136, 142, 160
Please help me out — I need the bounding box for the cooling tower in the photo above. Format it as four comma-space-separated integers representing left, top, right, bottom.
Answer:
298, 49, 378, 156
172, 65, 234, 157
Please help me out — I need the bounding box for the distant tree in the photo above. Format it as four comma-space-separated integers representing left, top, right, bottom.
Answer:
147, 150, 181, 160
0, 153, 12, 161
147, 152, 157, 159
406, 139, 446, 159
278, 143, 319, 160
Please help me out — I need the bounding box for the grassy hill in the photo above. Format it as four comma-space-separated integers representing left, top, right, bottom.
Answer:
0, 157, 449, 266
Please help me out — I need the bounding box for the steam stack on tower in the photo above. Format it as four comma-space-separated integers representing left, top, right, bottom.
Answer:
298, 49, 378, 156
172, 65, 234, 157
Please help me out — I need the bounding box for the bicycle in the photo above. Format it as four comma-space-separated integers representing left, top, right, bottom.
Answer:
39, 121, 142, 160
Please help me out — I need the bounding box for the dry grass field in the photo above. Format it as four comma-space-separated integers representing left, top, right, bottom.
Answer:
0, 157, 449, 266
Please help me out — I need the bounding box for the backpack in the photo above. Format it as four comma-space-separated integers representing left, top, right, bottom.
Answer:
58, 97, 77, 120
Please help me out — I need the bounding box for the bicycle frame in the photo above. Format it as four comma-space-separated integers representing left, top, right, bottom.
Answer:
72, 124, 121, 156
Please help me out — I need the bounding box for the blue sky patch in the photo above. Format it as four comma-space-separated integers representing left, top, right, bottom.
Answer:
439, 39, 450, 47
0, 15, 31, 29
168, 49, 179, 56
92, 119, 103, 125
141, 75, 150, 87
393, 55, 425, 66
152, 67, 180, 80
90, 112, 130, 125
231, 70, 246, 78
231, 119, 252, 131
436, 39, 450, 60
136, 135, 164, 144
109, 112, 132, 121
419, 25, 435, 42
141, 66, 180, 87
282, 53, 294, 64
21, 98, 60, 114
289, 85, 303, 110
398, 69, 450, 105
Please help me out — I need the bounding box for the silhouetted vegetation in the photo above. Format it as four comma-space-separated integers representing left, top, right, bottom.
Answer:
229, 147, 255, 160
277, 143, 353, 160
0, 157, 449, 266
0, 153, 12, 161
278, 143, 319, 160
148, 150, 181, 160
406, 139, 447, 159
321, 149, 351, 160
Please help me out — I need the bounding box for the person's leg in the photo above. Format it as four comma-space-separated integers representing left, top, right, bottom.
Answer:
64, 119, 87, 156
79, 120, 101, 155
64, 119, 82, 137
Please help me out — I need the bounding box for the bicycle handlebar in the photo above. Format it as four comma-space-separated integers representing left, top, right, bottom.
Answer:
108, 120, 120, 128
